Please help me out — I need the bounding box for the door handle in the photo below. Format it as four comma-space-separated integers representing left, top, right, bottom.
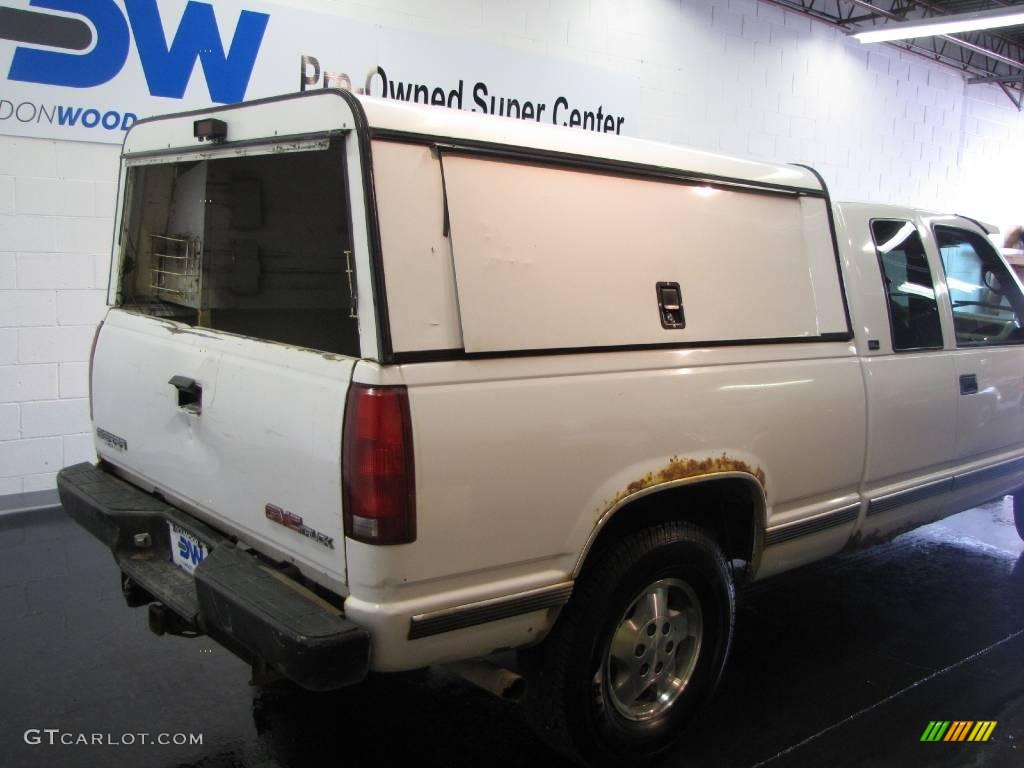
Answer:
959, 374, 978, 396
169, 375, 202, 414
656, 281, 685, 329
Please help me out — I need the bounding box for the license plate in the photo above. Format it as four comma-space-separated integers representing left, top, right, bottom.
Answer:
168, 522, 208, 575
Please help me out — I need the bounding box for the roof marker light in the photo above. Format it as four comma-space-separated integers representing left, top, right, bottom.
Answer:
193, 118, 227, 143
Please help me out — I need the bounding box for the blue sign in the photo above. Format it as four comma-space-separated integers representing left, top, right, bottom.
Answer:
7, 0, 268, 101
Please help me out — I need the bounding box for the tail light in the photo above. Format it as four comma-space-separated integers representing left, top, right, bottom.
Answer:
342, 384, 416, 545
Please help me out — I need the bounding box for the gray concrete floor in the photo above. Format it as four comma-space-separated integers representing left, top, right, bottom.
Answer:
0, 499, 1021, 767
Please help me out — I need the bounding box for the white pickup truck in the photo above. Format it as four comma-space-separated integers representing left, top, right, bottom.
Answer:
57, 89, 1024, 766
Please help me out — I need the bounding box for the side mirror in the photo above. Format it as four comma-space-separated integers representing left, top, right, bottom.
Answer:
984, 270, 1003, 294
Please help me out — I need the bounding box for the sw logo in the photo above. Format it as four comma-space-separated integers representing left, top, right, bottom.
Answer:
920, 721, 997, 742
1, 0, 270, 103
177, 532, 206, 566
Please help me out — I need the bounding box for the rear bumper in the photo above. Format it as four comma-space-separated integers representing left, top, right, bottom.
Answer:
56, 462, 369, 691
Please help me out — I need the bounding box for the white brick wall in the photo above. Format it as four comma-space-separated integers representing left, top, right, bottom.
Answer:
0, 436, 62, 481
57, 363, 89, 400
959, 86, 1024, 229
21, 399, 90, 438
0, 130, 116, 495
0, 403, 17, 441
1, 0, 1023, 497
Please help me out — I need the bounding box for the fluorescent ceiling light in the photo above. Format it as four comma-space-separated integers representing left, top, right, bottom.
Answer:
852, 6, 1024, 44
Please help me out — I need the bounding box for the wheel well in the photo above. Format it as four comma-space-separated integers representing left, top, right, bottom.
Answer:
580, 478, 763, 575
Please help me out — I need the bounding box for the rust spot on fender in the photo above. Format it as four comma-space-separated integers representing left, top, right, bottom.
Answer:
606, 453, 766, 513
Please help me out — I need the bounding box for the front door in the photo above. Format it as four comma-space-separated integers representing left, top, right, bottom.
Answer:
930, 224, 1024, 505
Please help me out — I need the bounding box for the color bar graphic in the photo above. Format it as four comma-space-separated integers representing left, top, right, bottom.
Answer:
921, 720, 996, 742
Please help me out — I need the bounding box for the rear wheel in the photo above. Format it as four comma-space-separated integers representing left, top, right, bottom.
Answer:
521, 522, 735, 765
1013, 491, 1024, 540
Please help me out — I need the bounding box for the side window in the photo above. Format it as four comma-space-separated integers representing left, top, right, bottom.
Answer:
935, 226, 1024, 346
870, 220, 943, 351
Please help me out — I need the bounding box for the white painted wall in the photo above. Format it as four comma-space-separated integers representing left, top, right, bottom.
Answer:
1, 0, 1023, 497
960, 85, 1024, 229
0, 137, 117, 496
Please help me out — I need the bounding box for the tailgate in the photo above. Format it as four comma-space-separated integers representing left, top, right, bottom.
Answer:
92, 309, 354, 590
93, 96, 372, 592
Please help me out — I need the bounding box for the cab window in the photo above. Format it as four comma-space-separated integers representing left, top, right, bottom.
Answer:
935, 226, 1024, 346
870, 220, 943, 351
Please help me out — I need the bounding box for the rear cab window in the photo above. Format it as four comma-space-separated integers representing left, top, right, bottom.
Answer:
935, 225, 1024, 347
869, 219, 943, 351
116, 139, 359, 356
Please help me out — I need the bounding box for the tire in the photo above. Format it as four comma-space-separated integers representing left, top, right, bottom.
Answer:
1013, 491, 1024, 540
521, 522, 735, 766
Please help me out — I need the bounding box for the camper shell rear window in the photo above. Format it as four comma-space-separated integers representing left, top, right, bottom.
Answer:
115, 139, 359, 356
